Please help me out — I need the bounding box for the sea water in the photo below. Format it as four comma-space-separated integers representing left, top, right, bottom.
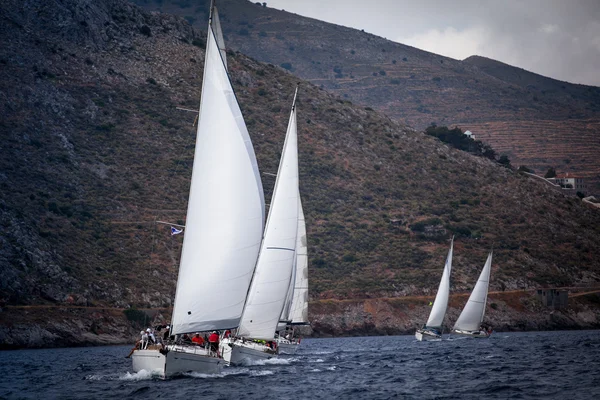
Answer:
1, 330, 599, 399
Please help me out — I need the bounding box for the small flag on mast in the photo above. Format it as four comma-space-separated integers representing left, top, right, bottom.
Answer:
171, 226, 183, 235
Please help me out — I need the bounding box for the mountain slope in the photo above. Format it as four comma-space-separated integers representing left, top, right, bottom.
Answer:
1, 0, 600, 347
134, 0, 600, 193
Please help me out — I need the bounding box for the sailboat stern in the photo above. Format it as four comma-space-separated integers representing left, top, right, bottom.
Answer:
220, 337, 276, 366
415, 329, 442, 341
131, 349, 166, 376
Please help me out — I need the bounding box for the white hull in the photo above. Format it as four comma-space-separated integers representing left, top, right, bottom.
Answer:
452, 329, 491, 339
132, 345, 223, 377
277, 341, 299, 354
220, 338, 276, 366
131, 349, 166, 374
415, 329, 442, 341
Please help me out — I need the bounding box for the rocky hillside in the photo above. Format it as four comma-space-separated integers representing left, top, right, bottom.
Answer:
1, 0, 600, 348
134, 0, 600, 193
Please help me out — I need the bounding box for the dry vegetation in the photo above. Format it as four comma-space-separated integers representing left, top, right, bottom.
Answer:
1, 0, 600, 315
135, 0, 600, 195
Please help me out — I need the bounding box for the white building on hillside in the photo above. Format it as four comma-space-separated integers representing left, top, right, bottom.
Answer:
551, 173, 586, 191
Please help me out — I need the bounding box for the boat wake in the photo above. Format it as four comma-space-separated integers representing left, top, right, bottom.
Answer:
248, 357, 296, 366
119, 370, 160, 381
85, 369, 160, 382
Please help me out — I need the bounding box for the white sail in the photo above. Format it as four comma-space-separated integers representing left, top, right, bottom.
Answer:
211, 5, 227, 70
425, 237, 453, 329
453, 251, 493, 332
170, 15, 264, 336
237, 89, 300, 340
277, 254, 297, 331
288, 199, 309, 324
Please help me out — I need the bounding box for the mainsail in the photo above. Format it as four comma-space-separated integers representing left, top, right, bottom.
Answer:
237, 88, 300, 340
170, 6, 265, 336
425, 237, 454, 329
453, 251, 493, 332
288, 199, 309, 324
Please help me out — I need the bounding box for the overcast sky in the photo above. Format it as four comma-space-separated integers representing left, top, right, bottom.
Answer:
267, 0, 600, 86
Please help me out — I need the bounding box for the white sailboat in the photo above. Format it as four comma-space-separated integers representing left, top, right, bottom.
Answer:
276, 198, 309, 354
130, 1, 265, 376
452, 251, 493, 338
220, 88, 300, 365
415, 237, 454, 341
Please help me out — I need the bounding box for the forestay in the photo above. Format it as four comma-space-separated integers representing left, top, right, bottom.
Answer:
453, 251, 493, 332
425, 237, 453, 328
237, 90, 300, 340
170, 19, 265, 336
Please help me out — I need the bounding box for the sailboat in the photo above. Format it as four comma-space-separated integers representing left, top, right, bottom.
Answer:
220, 88, 300, 365
415, 237, 454, 341
276, 198, 309, 354
130, 0, 265, 376
452, 251, 493, 338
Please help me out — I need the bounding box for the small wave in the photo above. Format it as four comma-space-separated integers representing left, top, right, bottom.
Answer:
250, 370, 275, 376
185, 367, 256, 379
314, 359, 325, 363
305, 350, 334, 355
119, 369, 160, 381
184, 371, 225, 379
310, 369, 321, 372
84, 374, 105, 381
249, 357, 294, 366
326, 366, 337, 371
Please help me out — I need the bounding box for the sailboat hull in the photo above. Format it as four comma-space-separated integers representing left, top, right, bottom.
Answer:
220, 338, 276, 365
164, 348, 224, 375
415, 329, 442, 341
277, 341, 299, 354
131, 349, 166, 374
132, 345, 224, 376
452, 329, 491, 338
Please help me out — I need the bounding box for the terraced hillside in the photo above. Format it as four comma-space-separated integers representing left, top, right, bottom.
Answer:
134, 0, 600, 194
1, 0, 600, 346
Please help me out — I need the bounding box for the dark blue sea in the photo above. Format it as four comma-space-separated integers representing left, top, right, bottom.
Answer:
1, 331, 599, 399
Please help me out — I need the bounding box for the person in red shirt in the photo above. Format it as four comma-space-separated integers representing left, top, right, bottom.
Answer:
191, 333, 205, 346
208, 331, 219, 352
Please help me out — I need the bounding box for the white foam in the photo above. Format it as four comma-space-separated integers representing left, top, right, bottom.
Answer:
306, 350, 334, 355
315, 358, 325, 363
249, 370, 275, 376
119, 369, 158, 381
249, 357, 294, 366
184, 367, 249, 379
326, 366, 337, 371
84, 374, 105, 381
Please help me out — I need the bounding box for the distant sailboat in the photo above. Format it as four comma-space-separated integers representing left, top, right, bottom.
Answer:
452, 251, 493, 338
220, 87, 300, 365
130, 0, 265, 376
276, 197, 309, 354
415, 237, 454, 341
